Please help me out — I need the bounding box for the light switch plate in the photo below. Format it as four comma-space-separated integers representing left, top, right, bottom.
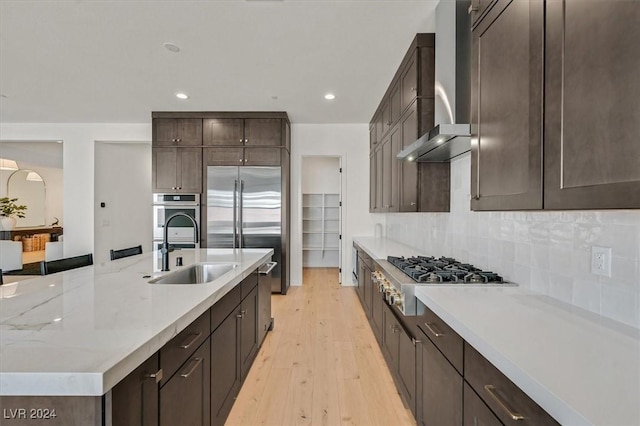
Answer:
591, 246, 612, 277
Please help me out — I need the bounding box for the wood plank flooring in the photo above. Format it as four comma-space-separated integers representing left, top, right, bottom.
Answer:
226, 267, 416, 426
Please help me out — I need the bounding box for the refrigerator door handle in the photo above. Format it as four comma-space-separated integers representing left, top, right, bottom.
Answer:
239, 179, 244, 249
233, 180, 238, 249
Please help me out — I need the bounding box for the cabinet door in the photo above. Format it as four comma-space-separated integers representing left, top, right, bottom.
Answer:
370, 286, 384, 344
357, 256, 366, 304
389, 81, 402, 125
153, 118, 202, 146
544, 0, 640, 209
389, 124, 402, 213
177, 148, 203, 193
382, 308, 400, 369
463, 383, 502, 426
470, 0, 543, 211
111, 353, 159, 426
419, 335, 462, 426
160, 339, 211, 426
401, 51, 418, 112
203, 147, 244, 166
369, 153, 377, 213
369, 123, 377, 150
244, 148, 282, 166
375, 145, 384, 213
399, 103, 418, 212
381, 137, 393, 212
244, 118, 282, 146
240, 286, 259, 380
211, 312, 241, 426
362, 263, 372, 317
381, 99, 391, 136
375, 106, 385, 142
397, 326, 416, 417
203, 119, 244, 146
152, 148, 179, 192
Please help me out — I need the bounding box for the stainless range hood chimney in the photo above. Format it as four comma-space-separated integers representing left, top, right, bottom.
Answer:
398, 0, 471, 162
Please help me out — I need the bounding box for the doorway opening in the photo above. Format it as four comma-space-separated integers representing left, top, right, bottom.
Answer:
301, 156, 342, 283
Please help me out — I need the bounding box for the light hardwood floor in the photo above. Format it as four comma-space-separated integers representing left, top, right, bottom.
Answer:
226, 267, 416, 426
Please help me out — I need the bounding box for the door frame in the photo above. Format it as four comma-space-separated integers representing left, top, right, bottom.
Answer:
300, 155, 344, 284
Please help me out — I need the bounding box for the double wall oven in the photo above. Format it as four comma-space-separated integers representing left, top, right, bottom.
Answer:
152, 193, 201, 250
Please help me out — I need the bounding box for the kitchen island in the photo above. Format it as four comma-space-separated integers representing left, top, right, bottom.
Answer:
354, 236, 640, 426
0, 248, 273, 424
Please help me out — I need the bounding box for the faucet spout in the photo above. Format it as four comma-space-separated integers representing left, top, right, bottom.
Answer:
161, 213, 199, 272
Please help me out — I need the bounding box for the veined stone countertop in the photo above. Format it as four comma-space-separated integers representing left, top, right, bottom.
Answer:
0, 248, 273, 396
353, 236, 640, 426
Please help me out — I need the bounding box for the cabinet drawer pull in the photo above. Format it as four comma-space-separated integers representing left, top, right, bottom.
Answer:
146, 369, 163, 383
468, 4, 479, 14
179, 332, 203, 349
424, 322, 444, 337
180, 357, 203, 378
410, 202, 416, 206
484, 385, 525, 421
236, 310, 246, 319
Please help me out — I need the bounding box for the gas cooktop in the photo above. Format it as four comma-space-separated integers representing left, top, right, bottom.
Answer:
387, 255, 507, 284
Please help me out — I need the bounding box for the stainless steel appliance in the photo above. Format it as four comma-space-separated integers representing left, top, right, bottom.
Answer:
206, 166, 286, 294
152, 193, 200, 249
374, 255, 515, 316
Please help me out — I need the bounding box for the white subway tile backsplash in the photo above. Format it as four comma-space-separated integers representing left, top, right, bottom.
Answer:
385, 153, 640, 328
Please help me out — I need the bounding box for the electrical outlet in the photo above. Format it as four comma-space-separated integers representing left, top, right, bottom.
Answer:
591, 246, 612, 277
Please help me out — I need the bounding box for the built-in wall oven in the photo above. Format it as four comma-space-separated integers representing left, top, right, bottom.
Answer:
152, 193, 201, 250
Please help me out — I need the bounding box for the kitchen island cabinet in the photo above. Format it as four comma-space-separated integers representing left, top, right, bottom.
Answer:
0, 248, 273, 426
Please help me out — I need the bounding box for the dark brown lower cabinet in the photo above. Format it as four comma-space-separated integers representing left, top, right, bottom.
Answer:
258, 273, 272, 346
463, 382, 502, 426
159, 339, 211, 426
211, 310, 241, 426
239, 285, 259, 380
370, 285, 384, 343
111, 353, 160, 426
361, 258, 373, 318
382, 308, 400, 367
418, 332, 462, 426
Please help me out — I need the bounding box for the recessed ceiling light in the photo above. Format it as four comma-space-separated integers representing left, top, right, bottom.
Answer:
176, 93, 189, 100
324, 93, 336, 100
163, 42, 180, 53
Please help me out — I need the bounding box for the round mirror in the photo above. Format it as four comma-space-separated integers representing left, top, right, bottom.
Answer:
7, 170, 46, 227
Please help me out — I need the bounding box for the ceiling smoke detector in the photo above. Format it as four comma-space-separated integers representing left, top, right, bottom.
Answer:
163, 42, 180, 53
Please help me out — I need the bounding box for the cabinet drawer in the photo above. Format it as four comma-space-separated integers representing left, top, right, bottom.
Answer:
464, 343, 559, 426
417, 305, 463, 374
160, 309, 211, 386
240, 270, 258, 300
211, 285, 241, 332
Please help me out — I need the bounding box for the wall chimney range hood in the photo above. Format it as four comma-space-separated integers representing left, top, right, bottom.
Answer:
399, 1, 471, 163
396, 124, 470, 162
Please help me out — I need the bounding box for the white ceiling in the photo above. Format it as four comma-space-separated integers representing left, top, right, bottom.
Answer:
0, 0, 439, 124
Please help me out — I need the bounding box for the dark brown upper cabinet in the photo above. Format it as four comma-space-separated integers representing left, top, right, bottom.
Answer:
152, 147, 202, 193
153, 118, 203, 146
544, 0, 640, 209
204, 118, 283, 147
369, 33, 448, 213
470, 0, 544, 211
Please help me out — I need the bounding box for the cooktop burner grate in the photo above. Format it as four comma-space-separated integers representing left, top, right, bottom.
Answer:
387, 255, 505, 284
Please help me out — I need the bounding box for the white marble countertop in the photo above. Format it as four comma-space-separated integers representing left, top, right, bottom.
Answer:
354, 236, 640, 426
0, 248, 273, 396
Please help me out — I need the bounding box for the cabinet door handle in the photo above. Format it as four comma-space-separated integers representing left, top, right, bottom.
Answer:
179, 331, 203, 349
244, 138, 249, 143
145, 369, 163, 383
410, 202, 416, 206
240, 139, 244, 143
180, 357, 203, 378
484, 385, 525, 421
468, 3, 479, 14
472, 195, 480, 200
236, 309, 246, 319
239, 159, 243, 163
424, 322, 444, 337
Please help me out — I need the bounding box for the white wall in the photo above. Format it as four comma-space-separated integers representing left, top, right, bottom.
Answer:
0, 123, 151, 257
94, 142, 152, 265
385, 153, 640, 329
291, 124, 376, 286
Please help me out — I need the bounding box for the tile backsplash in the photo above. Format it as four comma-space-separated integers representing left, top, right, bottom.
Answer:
385, 153, 640, 329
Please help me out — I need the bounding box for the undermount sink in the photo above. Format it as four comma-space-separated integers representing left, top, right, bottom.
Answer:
149, 263, 237, 285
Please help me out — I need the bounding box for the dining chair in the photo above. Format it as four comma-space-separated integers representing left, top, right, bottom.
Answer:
110, 245, 143, 261
40, 253, 93, 275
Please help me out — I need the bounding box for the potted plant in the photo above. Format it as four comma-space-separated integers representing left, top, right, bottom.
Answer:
0, 197, 27, 231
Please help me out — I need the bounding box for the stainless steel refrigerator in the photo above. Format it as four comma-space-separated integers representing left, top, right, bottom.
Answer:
206, 166, 287, 294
